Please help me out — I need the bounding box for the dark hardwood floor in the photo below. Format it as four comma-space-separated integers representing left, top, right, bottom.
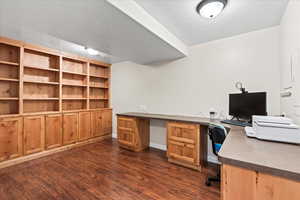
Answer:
0, 139, 220, 200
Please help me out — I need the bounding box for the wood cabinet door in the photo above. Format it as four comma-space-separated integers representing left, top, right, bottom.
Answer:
91, 111, 102, 137
24, 116, 45, 155
101, 109, 112, 135
79, 112, 91, 141
256, 173, 300, 200
167, 140, 196, 165
45, 114, 62, 150
167, 122, 199, 165
117, 117, 136, 147
167, 122, 199, 144
63, 113, 78, 145
0, 117, 23, 161
221, 164, 257, 200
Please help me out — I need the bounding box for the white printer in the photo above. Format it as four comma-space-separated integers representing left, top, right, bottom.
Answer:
245, 116, 300, 144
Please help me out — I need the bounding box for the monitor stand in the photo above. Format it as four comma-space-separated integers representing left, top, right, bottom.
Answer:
221, 117, 252, 127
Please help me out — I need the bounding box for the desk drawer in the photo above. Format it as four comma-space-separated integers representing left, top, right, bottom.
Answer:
167, 122, 199, 144
118, 128, 135, 147
117, 117, 136, 129
168, 140, 197, 165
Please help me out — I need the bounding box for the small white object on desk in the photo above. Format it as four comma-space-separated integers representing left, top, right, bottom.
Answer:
245, 115, 300, 144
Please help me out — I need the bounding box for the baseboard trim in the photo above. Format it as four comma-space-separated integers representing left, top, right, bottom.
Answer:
0, 135, 112, 170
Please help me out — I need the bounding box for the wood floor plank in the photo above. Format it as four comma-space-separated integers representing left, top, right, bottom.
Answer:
0, 139, 220, 200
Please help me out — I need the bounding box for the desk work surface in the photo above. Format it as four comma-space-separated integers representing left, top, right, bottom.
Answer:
117, 112, 223, 126
118, 112, 300, 182
219, 126, 300, 182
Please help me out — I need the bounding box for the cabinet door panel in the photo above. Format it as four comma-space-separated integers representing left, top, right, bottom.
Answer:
79, 112, 91, 141
222, 164, 256, 200
45, 114, 62, 150
167, 122, 198, 144
91, 111, 102, 137
0, 117, 23, 161
118, 128, 135, 147
167, 140, 195, 164
256, 173, 300, 200
101, 110, 112, 135
63, 113, 78, 145
24, 116, 45, 155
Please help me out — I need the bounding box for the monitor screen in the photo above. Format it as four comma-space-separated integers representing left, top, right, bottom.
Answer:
229, 92, 267, 120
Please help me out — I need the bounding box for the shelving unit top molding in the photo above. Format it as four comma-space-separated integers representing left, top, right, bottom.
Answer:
0, 36, 111, 117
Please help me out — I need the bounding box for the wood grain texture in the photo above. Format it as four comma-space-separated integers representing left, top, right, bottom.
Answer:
23, 116, 45, 155
167, 121, 200, 171
0, 139, 220, 200
222, 164, 300, 200
117, 116, 150, 152
0, 117, 23, 161
45, 114, 62, 150
63, 113, 78, 145
78, 111, 91, 141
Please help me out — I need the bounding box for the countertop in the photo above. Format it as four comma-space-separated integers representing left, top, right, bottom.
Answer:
118, 112, 300, 181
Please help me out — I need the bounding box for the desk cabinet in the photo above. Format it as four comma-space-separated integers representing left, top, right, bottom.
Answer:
222, 164, 300, 200
117, 116, 149, 152
167, 122, 201, 171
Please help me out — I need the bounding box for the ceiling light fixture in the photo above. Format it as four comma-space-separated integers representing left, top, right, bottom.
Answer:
86, 47, 100, 56
196, 0, 227, 19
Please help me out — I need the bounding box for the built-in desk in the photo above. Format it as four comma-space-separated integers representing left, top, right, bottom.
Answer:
219, 125, 300, 200
117, 112, 229, 170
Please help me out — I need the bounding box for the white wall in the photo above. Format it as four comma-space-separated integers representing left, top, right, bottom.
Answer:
279, 1, 300, 123
112, 27, 281, 162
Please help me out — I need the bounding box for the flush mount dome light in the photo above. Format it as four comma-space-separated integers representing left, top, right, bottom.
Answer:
196, 0, 227, 19
86, 47, 100, 56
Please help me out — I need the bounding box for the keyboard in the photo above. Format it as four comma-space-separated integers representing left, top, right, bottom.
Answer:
221, 120, 252, 127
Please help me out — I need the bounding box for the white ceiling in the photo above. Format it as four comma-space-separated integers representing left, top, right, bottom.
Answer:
0, 0, 187, 64
134, 0, 290, 46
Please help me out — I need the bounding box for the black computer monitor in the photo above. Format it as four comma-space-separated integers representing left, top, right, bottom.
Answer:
229, 92, 267, 120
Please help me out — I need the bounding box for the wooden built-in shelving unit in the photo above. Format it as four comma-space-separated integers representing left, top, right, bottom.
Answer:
0, 37, 111, 116
0, 37, 113, 168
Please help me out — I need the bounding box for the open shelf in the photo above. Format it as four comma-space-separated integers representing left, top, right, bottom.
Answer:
89, 74, 108, 79
24, 67, 59, 84
90, 99, 108, 109
90, 63, 109, 78
0, 78, 19, 82
62, 83, 87, 87
0, 100, 19, 115
0, 62, 19, 81
62, 57, 87, 75
23, 80, 59, 85
63, 98, 87, 100
0, 81, 19, 98
23, 100, 59, 113
62, 71, 87, 76
24, 65, 59, 72
0, 60, 19, 66
0, 43, 20, 64
62, 100, 87, 111
63, 85, 87, 99
0, 97, 19, 100
89, 85, 109, 89
89, 76, 108, 88
24, 49, 59, 71
23, 82, 59, 99
62, 73, 87, 86
89, 87, 108, 99
23, 98, 59, 100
